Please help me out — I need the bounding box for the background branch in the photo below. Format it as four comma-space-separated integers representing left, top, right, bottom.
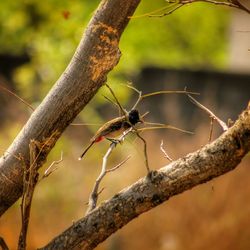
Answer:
40, 105, 250, 250
0, 0, 141, 217
139, 0, 250, 17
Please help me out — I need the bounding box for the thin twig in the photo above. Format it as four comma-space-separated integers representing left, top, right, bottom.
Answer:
40, 151, 63, 180
141, 111, 150, 119
181, 0, 238, 7
130, 0, 250, 19
128, 4, 177, 18
181, 0, 250, 14
106, 156, 131, 173
105, 84, 127, 116
137, 125, 193, 134
148, 3, 184, 17
160, 140, 173, 162
129, 3, 183, 18
0, 84, 34, 111
18, 133, 57, 250
187, 94, 228, 131
125, 84, 142, 110
141, 90, 199, 99
103, 95, 121, 111
126, 85, 199, 110
86, 128, 133, 214
18, 140, 39, 250
134, 131, 150, 173
208, 117, 215, 143
70, 123, 102, 126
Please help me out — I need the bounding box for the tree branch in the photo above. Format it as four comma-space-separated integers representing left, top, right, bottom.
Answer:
86, 128, 133, 214
39, 104, 250, 250
18, 140, 39, 250
140, 0, 250, 17
0, 0, 141, 216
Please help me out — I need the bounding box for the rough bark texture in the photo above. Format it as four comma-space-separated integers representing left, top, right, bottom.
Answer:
40, 105, 250, 250
0, 0, 141, 216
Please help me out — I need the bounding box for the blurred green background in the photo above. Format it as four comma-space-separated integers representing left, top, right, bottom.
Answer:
0, 0, 228, 101
1, 1, 250, 249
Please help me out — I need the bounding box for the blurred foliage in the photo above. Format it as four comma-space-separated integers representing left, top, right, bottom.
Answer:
0, 0, 231, 166
119, 1, 229, 76
1, 0, 230, 102
2, 2, 250, 249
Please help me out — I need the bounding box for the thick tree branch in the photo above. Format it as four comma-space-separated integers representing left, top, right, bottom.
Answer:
40, 105, 250, 250
0, 0, 141, 216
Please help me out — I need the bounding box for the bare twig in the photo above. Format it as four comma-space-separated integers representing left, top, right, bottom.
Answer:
130, 0, 250, 18
0, 237, 9, 250
103, 95, 121, 112
160, 140, 173, 162
187, 94, 228, 131
183, 0, 250, 14
129, 3, 183, 18
181, 0, 250, 14
148, 3, 184, 17
86, 128, 133, 214
181, 0, 238, 7
70, 123, 102, 126
40, 151, 63, 180
141, 90, 199, 99
106, 156, 131, 173
18, 141, 39, 250
139, 123, 193, 134
105, 84, 127, 116
134, 131, 150, 173
126, 84, 142, 110
126, 84, 199, 110
209, 117, 215, 143
18, 133, 57, 250
0, 84, 34, 111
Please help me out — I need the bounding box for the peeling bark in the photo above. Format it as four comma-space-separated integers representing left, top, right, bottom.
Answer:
40, 105, 250, 250
0, 0, 141, 216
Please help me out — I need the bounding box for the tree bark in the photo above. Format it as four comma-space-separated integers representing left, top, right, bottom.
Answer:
0, 0, 141, 216
39, 105, 250, 250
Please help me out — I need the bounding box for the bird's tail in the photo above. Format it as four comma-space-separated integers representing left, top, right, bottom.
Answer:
78, 141, 95, 160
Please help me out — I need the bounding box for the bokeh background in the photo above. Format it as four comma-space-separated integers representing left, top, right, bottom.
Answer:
0, 0, 250, 249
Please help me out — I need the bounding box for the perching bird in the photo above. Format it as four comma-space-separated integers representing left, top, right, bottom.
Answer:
78, 109, 142, 160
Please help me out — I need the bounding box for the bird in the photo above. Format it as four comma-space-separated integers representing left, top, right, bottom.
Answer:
78, 109, 142, 160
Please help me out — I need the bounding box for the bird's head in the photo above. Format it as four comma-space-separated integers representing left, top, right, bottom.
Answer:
128, 109, 143, 125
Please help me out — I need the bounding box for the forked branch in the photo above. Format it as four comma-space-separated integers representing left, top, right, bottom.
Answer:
86, 128, 133, 214
131, 0, 250, 18
40, 104, 250, 250
187, 94, 229, 131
